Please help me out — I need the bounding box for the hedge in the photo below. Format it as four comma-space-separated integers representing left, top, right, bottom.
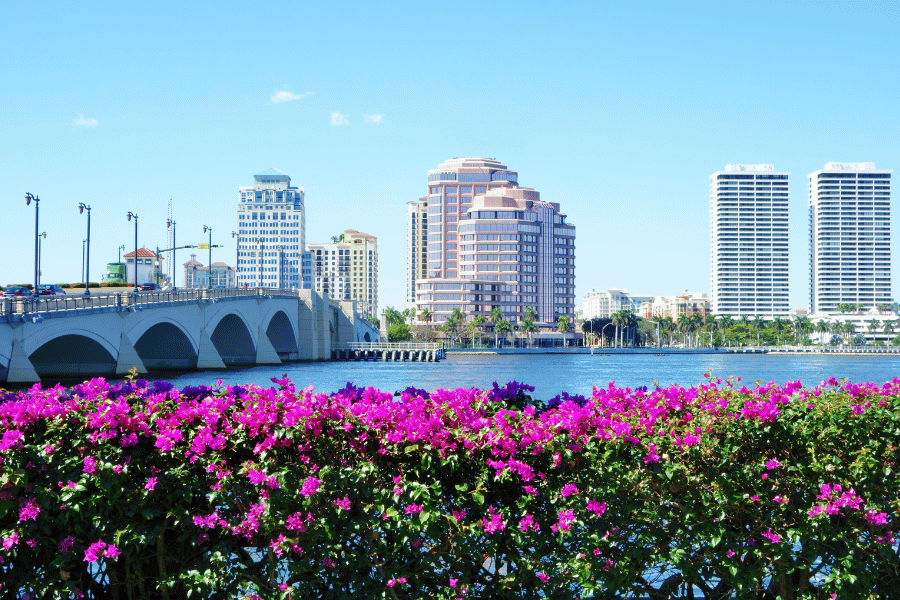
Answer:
0, 375, 897, 599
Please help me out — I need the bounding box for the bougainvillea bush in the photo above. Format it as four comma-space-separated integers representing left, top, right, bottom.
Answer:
1, 374, 898, 599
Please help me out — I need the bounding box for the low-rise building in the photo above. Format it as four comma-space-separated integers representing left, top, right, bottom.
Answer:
638, 291, 710, 320
182, 254, 235, 288
124, 248, 164, 286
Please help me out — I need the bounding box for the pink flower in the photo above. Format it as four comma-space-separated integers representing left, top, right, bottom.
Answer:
300, 476, 321, 497
247, 469, 267, 484
451, 510, 466, 522
765, 458, 782, 470
84, 539, 107, 562
537, 572, 550, 583
449, 578, 458, 587
482, 506, 506, 534
522, 485, 538, 496
58, 536, 75, 554
3, 532, 19, 550
865, 510, 888, 526
405, 503, 423, 515
561, 483, 579, 497
105, 544, 120, 558
145, 477, 157, 491
750, 495, 760, 502
332, 496, 351, 511
18, 497, 41, 522
518, 514, 540, 532
83, 456, 97, 475
586, 499, 607, 516
386, 577, 407, 587
761, 529, 781, 544
726, 549, 735, 558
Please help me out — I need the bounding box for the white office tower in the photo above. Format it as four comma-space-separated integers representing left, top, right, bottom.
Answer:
808, 162, 892, 314
709, 164, 790, 317
236, 169, 305, 288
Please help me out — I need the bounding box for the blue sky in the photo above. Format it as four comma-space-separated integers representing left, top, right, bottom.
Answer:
2, 0, 899, 311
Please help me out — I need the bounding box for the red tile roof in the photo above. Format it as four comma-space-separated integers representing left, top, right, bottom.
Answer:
123, 247, 158, 258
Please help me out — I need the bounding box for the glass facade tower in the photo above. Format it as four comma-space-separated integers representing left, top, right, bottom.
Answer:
808, 162, 892, 314
709, 164, 790, 317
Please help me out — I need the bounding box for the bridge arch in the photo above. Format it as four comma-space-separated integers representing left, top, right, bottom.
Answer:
133, 322, 198, 371
262, 308, 299, 360
208, 312, 256, 365
28, 333, 117, 379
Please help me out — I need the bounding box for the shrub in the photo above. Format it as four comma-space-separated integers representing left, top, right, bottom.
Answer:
0, 375, 897, 599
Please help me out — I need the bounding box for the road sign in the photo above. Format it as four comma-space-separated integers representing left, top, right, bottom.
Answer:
197, 243, 209, 250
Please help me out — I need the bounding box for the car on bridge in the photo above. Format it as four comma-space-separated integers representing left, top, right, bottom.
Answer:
2, 286, 35, 297
138, 282, 161, 291
37, 284, 66, 295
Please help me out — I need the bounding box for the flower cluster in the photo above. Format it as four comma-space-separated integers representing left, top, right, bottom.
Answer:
0, 375, 897, 599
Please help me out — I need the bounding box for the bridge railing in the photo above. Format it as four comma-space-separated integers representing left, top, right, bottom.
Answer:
0, 287, 307, 317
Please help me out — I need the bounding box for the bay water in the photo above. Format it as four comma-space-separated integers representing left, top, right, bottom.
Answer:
163, 353, 900, 400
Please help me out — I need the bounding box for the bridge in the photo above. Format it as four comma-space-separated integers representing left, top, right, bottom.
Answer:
0, 288, 379, 385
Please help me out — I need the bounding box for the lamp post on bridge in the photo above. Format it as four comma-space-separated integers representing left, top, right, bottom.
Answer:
78, 203, 91, 296
25, 193, 41, 291
232, 231, 237, 289
126, 212, 138, 291
202, 225, 213, 288
167, 219, 176, 289
38, 232, 46, 287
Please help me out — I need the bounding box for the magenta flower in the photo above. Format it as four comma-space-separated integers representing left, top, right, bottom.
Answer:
537, 572, 550, 583
561, 483, 579, 497
765, 458, 782, 470
761, 529, 781, 544
449, 578, 458, 587
865, 510, 888, 526
83, 456, 97, 475
726, 549, 736, 558
18, 497, 41, 522
405, 503, 423, 515
3, 532, 19, 550
586, 499, 607, 516
482, 506, 506, 534
58, 536, 75, 554
145, 477, 157, 491
247, 469, 267, 484
300, 476, 321, 497
333, 496, 351, 510
451, 510, 466, 522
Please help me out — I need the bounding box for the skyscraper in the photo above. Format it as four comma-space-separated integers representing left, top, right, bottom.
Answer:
709, 164, 790, 317
236, 169, 305, 288
306, 229, 379, 318
808, 162, 892, 314
412, 159, 575, 325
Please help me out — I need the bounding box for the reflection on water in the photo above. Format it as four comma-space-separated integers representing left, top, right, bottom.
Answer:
163, 353, 900, 400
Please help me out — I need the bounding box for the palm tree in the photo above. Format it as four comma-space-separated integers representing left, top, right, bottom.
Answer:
677, 314, 693, 347
384, 307, 404, 328
772, 316, 788, 346
867, 319, 881, 345
419, 307, 432, 324
442, 307, 465, 345
489, 308, 504, 348
495, 319, 513, 347
520, 317, 537, 348
611, 311, 626, 348
524, 305, 538, 323
659, 316, 675, 347
469, 314, 487, 347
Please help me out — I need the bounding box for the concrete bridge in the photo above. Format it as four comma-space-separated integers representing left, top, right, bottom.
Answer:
0, 288, 379, 385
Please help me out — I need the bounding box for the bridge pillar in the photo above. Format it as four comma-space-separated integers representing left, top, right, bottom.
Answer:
196, 329, 226, 369
5, 339, 40, 384
256, 326, 282, 365
115, 332, 147, 376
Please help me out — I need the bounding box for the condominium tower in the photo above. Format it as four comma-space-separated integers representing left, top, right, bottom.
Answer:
306, 229, 379, 318
412, 158, 576, 324
709, 164, 790, 317
808, 162, 892, 314
236, 169, 305, 288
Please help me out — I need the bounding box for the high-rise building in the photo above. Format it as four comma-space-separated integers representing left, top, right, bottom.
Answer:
406, 199, 428, 305
306, 229, 379, 318
808, 162, 892, 314
236, 168, 305, 288
582, 289, 636, 319
709, 164, 790, 317
406, 158, 520, 305
413, 164, 576, 325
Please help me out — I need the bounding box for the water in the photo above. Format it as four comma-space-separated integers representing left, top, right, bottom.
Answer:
163, 353, 900, 400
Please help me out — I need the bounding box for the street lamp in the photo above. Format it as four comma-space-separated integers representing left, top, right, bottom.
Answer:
601, 322, 614, 348
232, 231, 238, 289
38, 232, 46, 287
257, 238, 264, 288
167, 219, 176, 289
202, 225, 213, 287
126, 212, 138, 290
78, 203, 92, 296
25, 193, 41, 291
118, 245, 125, 263
81, 239, 86, 286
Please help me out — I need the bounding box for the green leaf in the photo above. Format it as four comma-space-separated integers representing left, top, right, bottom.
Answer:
472, 492, 485, 506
